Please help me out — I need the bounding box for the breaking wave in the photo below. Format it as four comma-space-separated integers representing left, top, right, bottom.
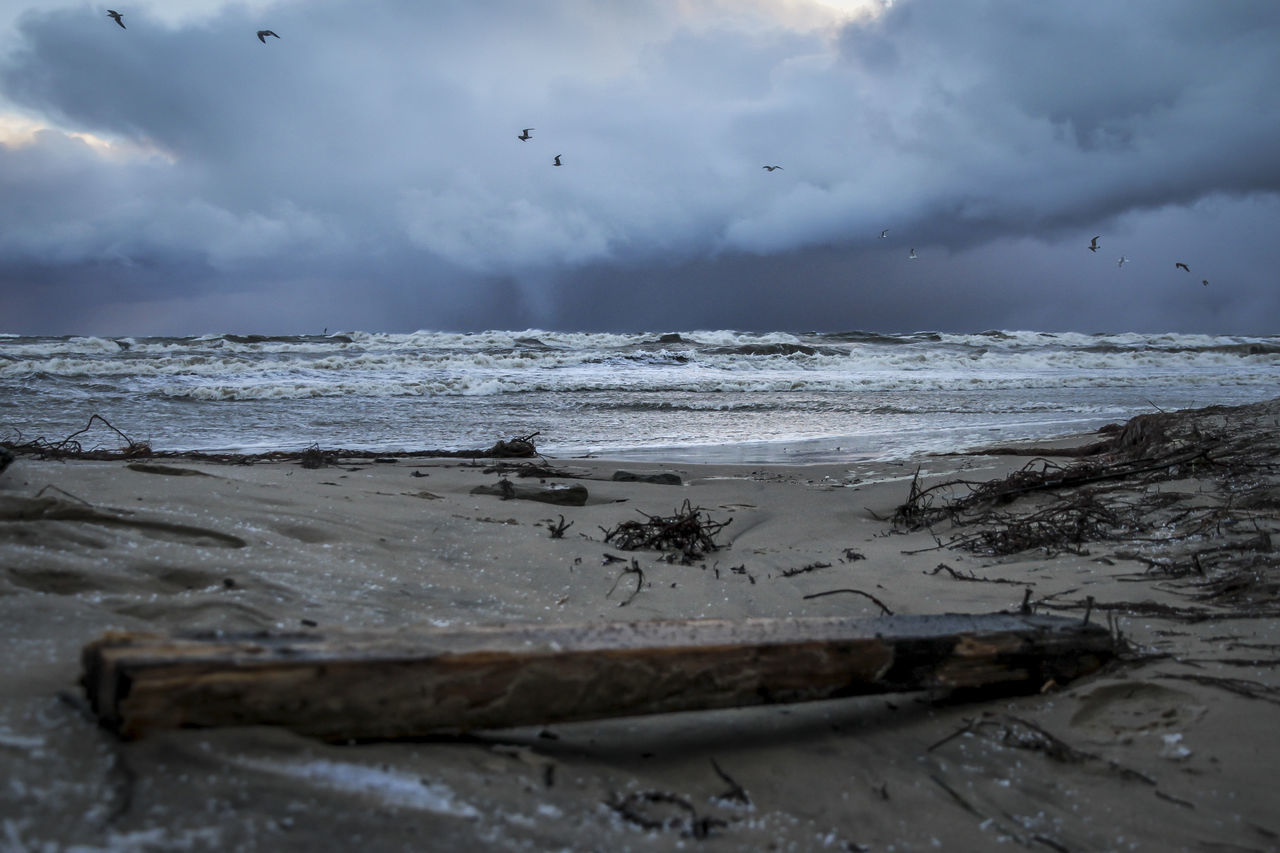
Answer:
2, 329, 1276, 458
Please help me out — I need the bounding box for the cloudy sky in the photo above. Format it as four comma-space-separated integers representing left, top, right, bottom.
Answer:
1, 0, 1277, 336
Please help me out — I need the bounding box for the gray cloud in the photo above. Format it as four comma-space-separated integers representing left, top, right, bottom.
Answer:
1, 0, 1278, 335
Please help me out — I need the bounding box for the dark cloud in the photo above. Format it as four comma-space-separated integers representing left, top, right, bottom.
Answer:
0, 0, 1277, 335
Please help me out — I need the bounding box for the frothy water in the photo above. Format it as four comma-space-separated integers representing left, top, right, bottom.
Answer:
2, 329, 1276, 463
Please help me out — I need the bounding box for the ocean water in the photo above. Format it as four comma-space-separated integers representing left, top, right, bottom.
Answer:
1, 329, 1276, 464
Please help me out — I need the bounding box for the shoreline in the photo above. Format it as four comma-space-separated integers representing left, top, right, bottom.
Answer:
10, 325, 1279, 467
1, 398, 1277, 850
1, 406, 1129, 467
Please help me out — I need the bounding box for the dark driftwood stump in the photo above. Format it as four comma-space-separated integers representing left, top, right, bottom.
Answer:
470, 481, 589, 505
612, 471, 683, 485
82, 613, 1115, 741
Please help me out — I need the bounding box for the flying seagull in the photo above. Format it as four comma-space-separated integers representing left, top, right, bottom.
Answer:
1117, 256, 1129, 268
1175, 262, 1190, 272
107, 9, 125, 28
553, 154, 562, 166
879, 229, 889, 239
517, 128, 534, 141
908, 248, 918, 260
257, 29, 280, 43
762, 165, 783, 171
1088, 236, 1100, 253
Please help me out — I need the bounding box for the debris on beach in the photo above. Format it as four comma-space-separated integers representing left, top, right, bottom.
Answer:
611, 470, 683, 485
299, 443, 339, 469
892, 400, 1280, 621
1, 413, 152, 460
0, 415, 543, 464
80, 612, 1116, 740
606, 558, 646, 606
601, 499, 730, 561
605, 788, 728, 840
484, 431, 541, 458
471, 478, 589, 506
546, 514, 574, 538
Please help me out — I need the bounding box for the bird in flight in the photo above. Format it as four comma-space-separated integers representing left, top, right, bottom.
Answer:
517, 128, 534, 141
107, 9, 125, 28
257, 30, 280, 43
1175, 262, 1190, 272
553, 154, 562, 166
908, 248, 918, 260
879, 229, 889, 239
762, 165, 783, 172
1088, 236, 1100, 253
1202, 279, 1210, 287
1117, 256, 1130, 268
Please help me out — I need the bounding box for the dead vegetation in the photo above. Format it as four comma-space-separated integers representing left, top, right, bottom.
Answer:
893, 400, 1280, 620
600, 500, 731, 563
3, 414, 154, 460
605, 789, 728, 840
929, 712, 1156, 785
606, 558, 646, 607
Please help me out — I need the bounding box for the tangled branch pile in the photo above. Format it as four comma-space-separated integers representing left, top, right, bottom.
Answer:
891, 399, 1280, 616
942, 492, 1147, 558
601, 500, 731, 562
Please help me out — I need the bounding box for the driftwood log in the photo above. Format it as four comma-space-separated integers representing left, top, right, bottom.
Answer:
82, 613, 1115, 741
470, 481, 589, 506
611, 470, 683, 485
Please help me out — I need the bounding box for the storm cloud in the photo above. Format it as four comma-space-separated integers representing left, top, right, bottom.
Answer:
1, 0, 1278, 335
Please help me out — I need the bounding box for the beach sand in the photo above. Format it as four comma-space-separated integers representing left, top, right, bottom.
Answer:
1, 400, 1278, 851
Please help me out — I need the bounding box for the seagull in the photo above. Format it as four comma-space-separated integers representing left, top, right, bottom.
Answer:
1117, 256, 1129, 268
257, 29, 280, 43
762, 165, 783, 172
879, 229, 889, 239
908, 248, 918, 260
517, 128, 534, 141
1088, 236, 1100, 253
553, 154, 562, 166
1175, 262, 1190, 272
107, 9, 125, 28
1202, 279, 1210, 287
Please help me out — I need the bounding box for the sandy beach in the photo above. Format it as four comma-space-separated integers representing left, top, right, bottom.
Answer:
2, 400, 1278, 852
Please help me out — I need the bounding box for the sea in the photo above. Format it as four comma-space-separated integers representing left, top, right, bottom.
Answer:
1, 329, 1277, 464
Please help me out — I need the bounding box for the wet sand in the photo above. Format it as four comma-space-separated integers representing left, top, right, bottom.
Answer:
1, 400, 1278, 851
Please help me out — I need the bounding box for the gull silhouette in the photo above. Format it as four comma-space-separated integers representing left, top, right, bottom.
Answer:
553, 154, 562, 166
879, 229, 889, 239
1175, 262, 1190, 272
762, 165, 783, 172
107, 9, 125, 29
517, 128, 534, 141
257, 29, 280, 43
1117, 256, 1130, 268
1088, 236, 1100, 253
908, 248, 918, 260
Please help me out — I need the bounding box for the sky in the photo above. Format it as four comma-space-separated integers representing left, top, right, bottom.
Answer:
1, 0, 1278, 336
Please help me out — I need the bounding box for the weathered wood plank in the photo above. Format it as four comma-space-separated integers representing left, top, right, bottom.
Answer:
82, 613, 1115, 740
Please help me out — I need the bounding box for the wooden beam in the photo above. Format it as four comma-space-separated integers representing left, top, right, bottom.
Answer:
82, 613, 1115, 741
